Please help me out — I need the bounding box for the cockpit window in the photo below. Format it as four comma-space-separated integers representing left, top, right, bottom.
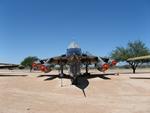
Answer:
68, 41, 80, 49
67, 42, 82, 56
67, 48, 82, 56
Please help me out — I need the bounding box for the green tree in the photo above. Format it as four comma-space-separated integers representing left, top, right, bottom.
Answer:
111, 40, 150, 73
21, 56, 39, 72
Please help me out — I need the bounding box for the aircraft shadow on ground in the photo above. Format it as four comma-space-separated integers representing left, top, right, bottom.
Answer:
0, 75, 28, 77
83, 73, 113, 80
38, 74, 71, 81
75, 76, 89, 97
38, 73, 113, 80
38, 73, 114, 97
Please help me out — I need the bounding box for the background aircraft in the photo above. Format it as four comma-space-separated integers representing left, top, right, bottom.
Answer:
127, 55, 150, 61
0, 63, 24, 70
32, 42, 117, 84
0, 63, 19, 69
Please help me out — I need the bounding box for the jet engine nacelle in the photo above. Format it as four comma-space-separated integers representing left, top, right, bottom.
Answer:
96, 63, 110, 72
40, 64, 52, 73
96, 57, 117, 72
32, 63, 42, 70
32, 60, 53, 73
108, 60, 117, 66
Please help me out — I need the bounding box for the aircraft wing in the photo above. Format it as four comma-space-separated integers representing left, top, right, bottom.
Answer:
32, 54, 117, 73
80, 55, 117, 72
42, 54, 98, 65
99, 57, 109, 63
46, 55, 68, 65
80, 55, 99, 64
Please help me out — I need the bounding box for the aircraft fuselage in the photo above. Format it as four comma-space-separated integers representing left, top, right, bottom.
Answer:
66, 47, 82, 78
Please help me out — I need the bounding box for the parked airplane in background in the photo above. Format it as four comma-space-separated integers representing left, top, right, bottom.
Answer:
0, 63, 19, 69
32, 42, 117, 84
127, 55, 150, 61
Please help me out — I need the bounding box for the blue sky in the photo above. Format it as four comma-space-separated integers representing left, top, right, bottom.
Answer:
0, 0, 150, 64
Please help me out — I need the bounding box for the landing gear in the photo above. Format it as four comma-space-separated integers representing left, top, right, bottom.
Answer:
59, 64, 63, 75
83, 64, 90, 76
59, 64, 64, 87
85, 64, 88, 74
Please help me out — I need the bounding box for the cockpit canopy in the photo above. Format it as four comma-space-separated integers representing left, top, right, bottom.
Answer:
67, 42, 82, 56
68, 41, 80, 49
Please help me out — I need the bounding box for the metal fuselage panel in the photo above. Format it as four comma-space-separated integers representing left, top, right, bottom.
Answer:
67, 48, 82, 78
69, 62, 81, 78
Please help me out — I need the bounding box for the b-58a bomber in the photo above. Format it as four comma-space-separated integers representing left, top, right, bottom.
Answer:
32, 42, 117, 85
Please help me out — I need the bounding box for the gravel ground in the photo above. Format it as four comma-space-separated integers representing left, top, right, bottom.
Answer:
0, 69, 150, 113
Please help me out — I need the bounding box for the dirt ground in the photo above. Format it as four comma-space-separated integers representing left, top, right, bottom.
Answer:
0, 69, 150, 113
